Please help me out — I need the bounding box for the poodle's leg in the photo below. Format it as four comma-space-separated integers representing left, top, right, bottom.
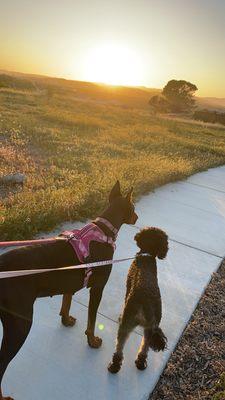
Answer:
135, 328, 150, 370
60, 294, 76, 327
108, 316, 136, 373
148, 326, 167, 352
0, 309, 33, 400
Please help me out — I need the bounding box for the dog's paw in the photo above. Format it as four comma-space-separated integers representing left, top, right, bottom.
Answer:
61, 315, 76, 327
85, 331, 102, 348
135, 354, 148, 370
108, 353, 123, 373
108, 361, 121, 374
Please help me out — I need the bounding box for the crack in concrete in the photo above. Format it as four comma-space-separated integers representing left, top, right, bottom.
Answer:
185, 181, 225, 194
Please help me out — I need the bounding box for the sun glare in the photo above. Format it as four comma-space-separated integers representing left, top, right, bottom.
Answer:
83, 43, 144, 86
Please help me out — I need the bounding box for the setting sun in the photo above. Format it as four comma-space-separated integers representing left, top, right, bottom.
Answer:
83, 43, 145, 86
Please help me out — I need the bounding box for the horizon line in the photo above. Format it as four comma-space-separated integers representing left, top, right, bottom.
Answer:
0, 68, 225, 100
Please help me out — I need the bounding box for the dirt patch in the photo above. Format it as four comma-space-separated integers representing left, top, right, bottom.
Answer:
150, 260, 225, 400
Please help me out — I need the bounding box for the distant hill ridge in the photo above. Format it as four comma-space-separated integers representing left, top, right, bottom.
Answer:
0, 73, 36, 90
0, 70, 225, 111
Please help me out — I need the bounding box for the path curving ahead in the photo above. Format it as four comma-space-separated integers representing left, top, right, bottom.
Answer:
2, 165, 225, 400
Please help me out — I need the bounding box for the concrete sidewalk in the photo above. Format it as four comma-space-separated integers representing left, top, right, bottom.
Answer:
2, 166, 225, 400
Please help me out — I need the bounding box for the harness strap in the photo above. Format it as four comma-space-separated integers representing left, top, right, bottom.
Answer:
60, 222, 117, 287
95, 217, 118, 236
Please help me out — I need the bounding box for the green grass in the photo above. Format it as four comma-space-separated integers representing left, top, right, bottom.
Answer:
1, 73, 225, 240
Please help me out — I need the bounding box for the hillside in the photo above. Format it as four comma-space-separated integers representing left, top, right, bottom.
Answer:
1, 70, 224, 112
0, 71, 159, 109
1, 71, 225, 239
196, 97, 225, 112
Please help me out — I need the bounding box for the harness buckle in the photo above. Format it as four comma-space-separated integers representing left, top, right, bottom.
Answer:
60, 232, 76, 240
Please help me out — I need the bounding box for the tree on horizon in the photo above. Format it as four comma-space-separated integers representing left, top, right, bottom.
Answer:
162, 79, 198, 113
149, 79, 198, 114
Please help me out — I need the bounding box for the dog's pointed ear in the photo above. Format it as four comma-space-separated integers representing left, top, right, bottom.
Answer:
109, 181, 121, 202
125, 187, 133, 202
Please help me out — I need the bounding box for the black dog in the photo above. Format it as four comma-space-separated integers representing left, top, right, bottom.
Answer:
0, 181, 138, 400
108, 227, 168, 373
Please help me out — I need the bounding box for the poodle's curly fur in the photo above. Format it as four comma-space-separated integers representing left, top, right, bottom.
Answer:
108, 227, 168, 373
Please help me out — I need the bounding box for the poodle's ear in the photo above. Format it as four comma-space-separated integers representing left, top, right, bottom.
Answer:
109, 180, 121, 202
125, 187, 133, 202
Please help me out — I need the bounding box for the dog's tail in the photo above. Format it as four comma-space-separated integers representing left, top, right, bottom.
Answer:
148, 327, 167, 352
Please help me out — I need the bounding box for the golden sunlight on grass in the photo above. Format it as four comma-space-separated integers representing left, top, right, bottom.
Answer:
0, 74, 225, 240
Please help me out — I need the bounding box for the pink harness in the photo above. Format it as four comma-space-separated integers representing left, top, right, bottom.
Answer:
0, 218, 117, 288
60, 218, 117, 287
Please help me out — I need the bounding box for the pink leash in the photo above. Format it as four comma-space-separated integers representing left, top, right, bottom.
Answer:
0, 238, 62, 248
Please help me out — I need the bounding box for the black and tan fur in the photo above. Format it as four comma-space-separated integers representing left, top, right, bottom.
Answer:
0, 181, 138, 400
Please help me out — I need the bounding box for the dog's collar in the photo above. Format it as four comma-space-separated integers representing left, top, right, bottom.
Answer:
94, 217, 118, 236
139, 252, 152, 257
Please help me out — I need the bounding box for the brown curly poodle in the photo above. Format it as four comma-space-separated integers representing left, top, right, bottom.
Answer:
108, 227, 168, 373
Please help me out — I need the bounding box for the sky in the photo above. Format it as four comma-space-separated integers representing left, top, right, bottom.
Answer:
0, 0, 225, 97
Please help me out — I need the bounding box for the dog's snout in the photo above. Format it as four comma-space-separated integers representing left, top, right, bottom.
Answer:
130, 213, 138, 225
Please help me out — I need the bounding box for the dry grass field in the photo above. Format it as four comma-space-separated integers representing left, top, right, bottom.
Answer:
1, 72, 225, 240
